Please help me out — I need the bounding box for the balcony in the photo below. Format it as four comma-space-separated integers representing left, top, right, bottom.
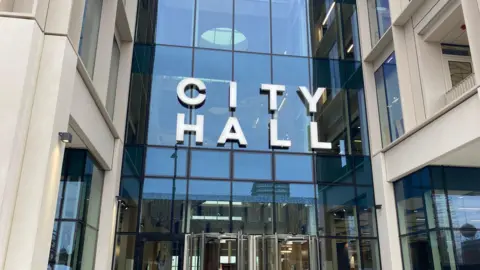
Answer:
445, 73, 476, 104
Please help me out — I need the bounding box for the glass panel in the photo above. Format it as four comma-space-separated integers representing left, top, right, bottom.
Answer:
190, 150, 230, 178
81, 227, 98, 270
52, 222, 82, 269
401, 233, 434, 270
429, 230, 457, 270
113, 235, 136, 270
430, 167, 450, 228
233, 52, 271, 151
233, 152, 272, 180
234, 0, 270, 53
353, 156, 373, 185
84, 159, 104, 228
319, 238, 360, 270
276, 183, 316, 235
274, 154, 313, 182
141, 179, 187, 233
309, 0, 340, 59
374, 65, 390, 146
106, 38, 120, 118
61, 176, 87, 219
357, 187, 377, 237
279, 238, 309, 269
195, 0, 234, 50
155, 0, 195, 46
187, 180, 231, 233
272, 56, 310, 153
272, 0, 308, 56
48, 222, 59, 268
359, 239, 381, 270
147, 45, 192, 146
394, 169, 432, 234
79, 0, 103, 75
192, 49, 232, 148
448, 61, 473, 87
453, 230, 480, 268
349, 90, 370, 156
145, 147, 187, 177
118, 177, 140, 232
443, 167, 480, 229
316, 155, 353, 184
317, 185, 358, 236
383, 54, 404, 142
126, 47, 150, 144
375, 0, 391, 39
232, 181, 273, 234
122, 146, 145, 177
142, 241, 183, 270
55, 180, 65, 219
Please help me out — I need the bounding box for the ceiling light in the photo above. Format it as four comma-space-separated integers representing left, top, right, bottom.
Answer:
347, 44, 354, 53
322, 2, 336, 26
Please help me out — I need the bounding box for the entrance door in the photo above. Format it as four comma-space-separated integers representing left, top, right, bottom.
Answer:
185, 233, 319, 270
141, 240, 184, 270
254, 234, 319, 270
184, 232, 245, 270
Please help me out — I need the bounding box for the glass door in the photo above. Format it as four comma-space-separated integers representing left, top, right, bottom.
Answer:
141, 240, 184, 270
184, 232, 243, 270
251, 234, 320, 270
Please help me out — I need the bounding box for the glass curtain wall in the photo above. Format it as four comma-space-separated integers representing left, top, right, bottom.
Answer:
395, 166, 480, 270
116, 0, 380, 269
48, 149, 105, 270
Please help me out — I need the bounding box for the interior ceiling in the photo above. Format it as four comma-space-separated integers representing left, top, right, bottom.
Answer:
441, 21, 468, 46
438, 5, 469, 46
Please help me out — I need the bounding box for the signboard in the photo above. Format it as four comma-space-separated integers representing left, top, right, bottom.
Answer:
175, 78, 332, 150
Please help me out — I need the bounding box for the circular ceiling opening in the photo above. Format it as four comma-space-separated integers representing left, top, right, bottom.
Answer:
200, 28, 248, 50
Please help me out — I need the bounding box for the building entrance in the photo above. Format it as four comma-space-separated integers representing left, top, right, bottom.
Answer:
184, 233, 320, 270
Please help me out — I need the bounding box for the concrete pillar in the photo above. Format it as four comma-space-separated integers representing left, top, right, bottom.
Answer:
3, 35, 77, 270
461, 0, 480, 84
94, 141, 124, 270
392, 22, 426, 128
371, 153, 402, 270
0, 17, 44, 269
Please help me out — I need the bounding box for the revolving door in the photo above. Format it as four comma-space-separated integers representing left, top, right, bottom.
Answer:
184, 233, 320, 270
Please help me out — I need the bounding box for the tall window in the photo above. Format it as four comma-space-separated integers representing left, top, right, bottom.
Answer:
49, 150, 104, 270
107, 38, 121, 118
79, 0, 103, 76
368, 0, 391, 44
375, 53, 404, 146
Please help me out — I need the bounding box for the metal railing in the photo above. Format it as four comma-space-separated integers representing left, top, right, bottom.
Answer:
445, 73, 476, 104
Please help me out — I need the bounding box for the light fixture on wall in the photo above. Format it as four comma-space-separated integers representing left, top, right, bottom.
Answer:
58, 132, 72, 143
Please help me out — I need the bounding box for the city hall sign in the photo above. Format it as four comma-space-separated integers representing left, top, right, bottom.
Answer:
175, 78, 332, 150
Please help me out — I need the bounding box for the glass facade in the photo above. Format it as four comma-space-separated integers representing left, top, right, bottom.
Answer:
117, 0, 379, 269
375, 53, 404, 146
395, 167, 480, 270
48, 150, 104, 270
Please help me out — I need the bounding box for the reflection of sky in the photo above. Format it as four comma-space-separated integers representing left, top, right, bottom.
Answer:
448, 195, 480, 229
